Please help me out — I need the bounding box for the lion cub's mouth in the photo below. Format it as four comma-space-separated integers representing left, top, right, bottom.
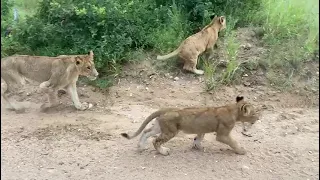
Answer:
88, 76, 97, 81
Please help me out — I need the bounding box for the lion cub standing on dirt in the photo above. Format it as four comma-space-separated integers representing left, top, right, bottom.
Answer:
1, 51, 99, 113
156, 15, 226, 75
121, 96, 260, 156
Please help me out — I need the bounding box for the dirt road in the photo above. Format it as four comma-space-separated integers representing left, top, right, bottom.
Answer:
1, 72, 319, 180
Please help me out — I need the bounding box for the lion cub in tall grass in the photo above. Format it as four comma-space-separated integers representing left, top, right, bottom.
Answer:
157, 15, 226, 75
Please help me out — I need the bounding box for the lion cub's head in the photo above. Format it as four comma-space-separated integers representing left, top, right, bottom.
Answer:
210, 15, 227, 31
235, 96, 260, 127
75, 50, 99, 80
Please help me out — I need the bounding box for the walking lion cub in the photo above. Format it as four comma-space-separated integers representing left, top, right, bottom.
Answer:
1, 51, 98, 113
121, 96, 260, 156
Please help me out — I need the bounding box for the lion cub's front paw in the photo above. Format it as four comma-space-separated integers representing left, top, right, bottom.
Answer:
158, 146, 171, 156
235, 147, 247, 155
75, 102, 93, 111
192, 143, 203, 150
194, 69, 204, 75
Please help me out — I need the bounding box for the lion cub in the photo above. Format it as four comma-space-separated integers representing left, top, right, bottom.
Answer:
157, 15, 226, 75
121, 96, 260, 156
1, 51, 99, 113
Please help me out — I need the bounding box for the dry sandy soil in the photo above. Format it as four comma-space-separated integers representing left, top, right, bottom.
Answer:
1, 28, 319, 180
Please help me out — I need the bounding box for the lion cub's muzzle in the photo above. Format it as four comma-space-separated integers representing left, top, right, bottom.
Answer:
88, 69, 99, 81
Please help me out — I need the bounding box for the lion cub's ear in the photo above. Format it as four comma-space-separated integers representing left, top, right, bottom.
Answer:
241, 104, 252, 116
219, 16, 225, 25
236, 96, 244, 102
75, 56, 83, 65
88, 50, 94, 57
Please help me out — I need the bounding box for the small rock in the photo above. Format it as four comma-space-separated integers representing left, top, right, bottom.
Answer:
141, 167, 146, 170
26, 92, 31, 96
257, 70, 264, 76
242, 165, 250, 170
311, 88, 317, 93
145, 87, 149, 91
173, 77, 179, 81
243, 74, 248, 77
129, 93, 133, 97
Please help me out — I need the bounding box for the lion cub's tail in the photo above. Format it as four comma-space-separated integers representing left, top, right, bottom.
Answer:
121, 108, 173, 140
156, 48, 180, 60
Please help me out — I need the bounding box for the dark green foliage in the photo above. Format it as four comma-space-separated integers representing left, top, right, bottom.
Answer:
1, 0, 261, 74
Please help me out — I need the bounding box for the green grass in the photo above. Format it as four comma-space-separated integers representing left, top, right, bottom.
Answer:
13, 0, 40, 20
147, 3, 191, 53
249, 0, 319, 90
252, 0, 319, 55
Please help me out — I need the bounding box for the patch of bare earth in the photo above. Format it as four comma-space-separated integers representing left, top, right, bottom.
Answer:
1, 28, 319, 180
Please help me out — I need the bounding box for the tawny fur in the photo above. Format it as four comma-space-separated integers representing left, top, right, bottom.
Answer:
156, 16, 227, 75
121, 96, 260, 156
1, 51, 99, 113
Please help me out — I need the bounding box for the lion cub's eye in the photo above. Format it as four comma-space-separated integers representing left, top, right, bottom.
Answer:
87, 66, 91, 70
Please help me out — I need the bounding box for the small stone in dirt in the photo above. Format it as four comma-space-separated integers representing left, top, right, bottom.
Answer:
141, 167, 146, 170
311, 88, 317, 93
91, 88, 97, 92
129, 93, 133, 97
242, 165, 250, 170
145, 87, 149, 91
243, 74, 248, 77
173, 77, 179, 81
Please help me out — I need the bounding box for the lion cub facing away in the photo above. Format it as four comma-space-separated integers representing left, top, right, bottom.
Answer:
1, 51, 98, 113
121, 96, 260, 156
156, 15, 226, 75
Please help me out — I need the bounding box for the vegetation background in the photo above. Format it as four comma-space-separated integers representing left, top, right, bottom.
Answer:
1, 0, 319, 90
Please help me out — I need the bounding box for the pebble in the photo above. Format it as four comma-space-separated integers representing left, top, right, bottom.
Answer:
174, 77, 179, 81
242, 165, 250, 170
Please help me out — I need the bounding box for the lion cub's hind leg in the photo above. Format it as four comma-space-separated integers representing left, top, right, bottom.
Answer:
182, 58, 204, 75
1, 78, 26, 113
1, 94, 26, 113
192, 133, 205, 150
137, 121, 161, 152
40, 88, 59, 112
152, 118, 179, 156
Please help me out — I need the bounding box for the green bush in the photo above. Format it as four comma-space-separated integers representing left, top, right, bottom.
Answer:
3, 0, 261, 70
1, 0, 13, 36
